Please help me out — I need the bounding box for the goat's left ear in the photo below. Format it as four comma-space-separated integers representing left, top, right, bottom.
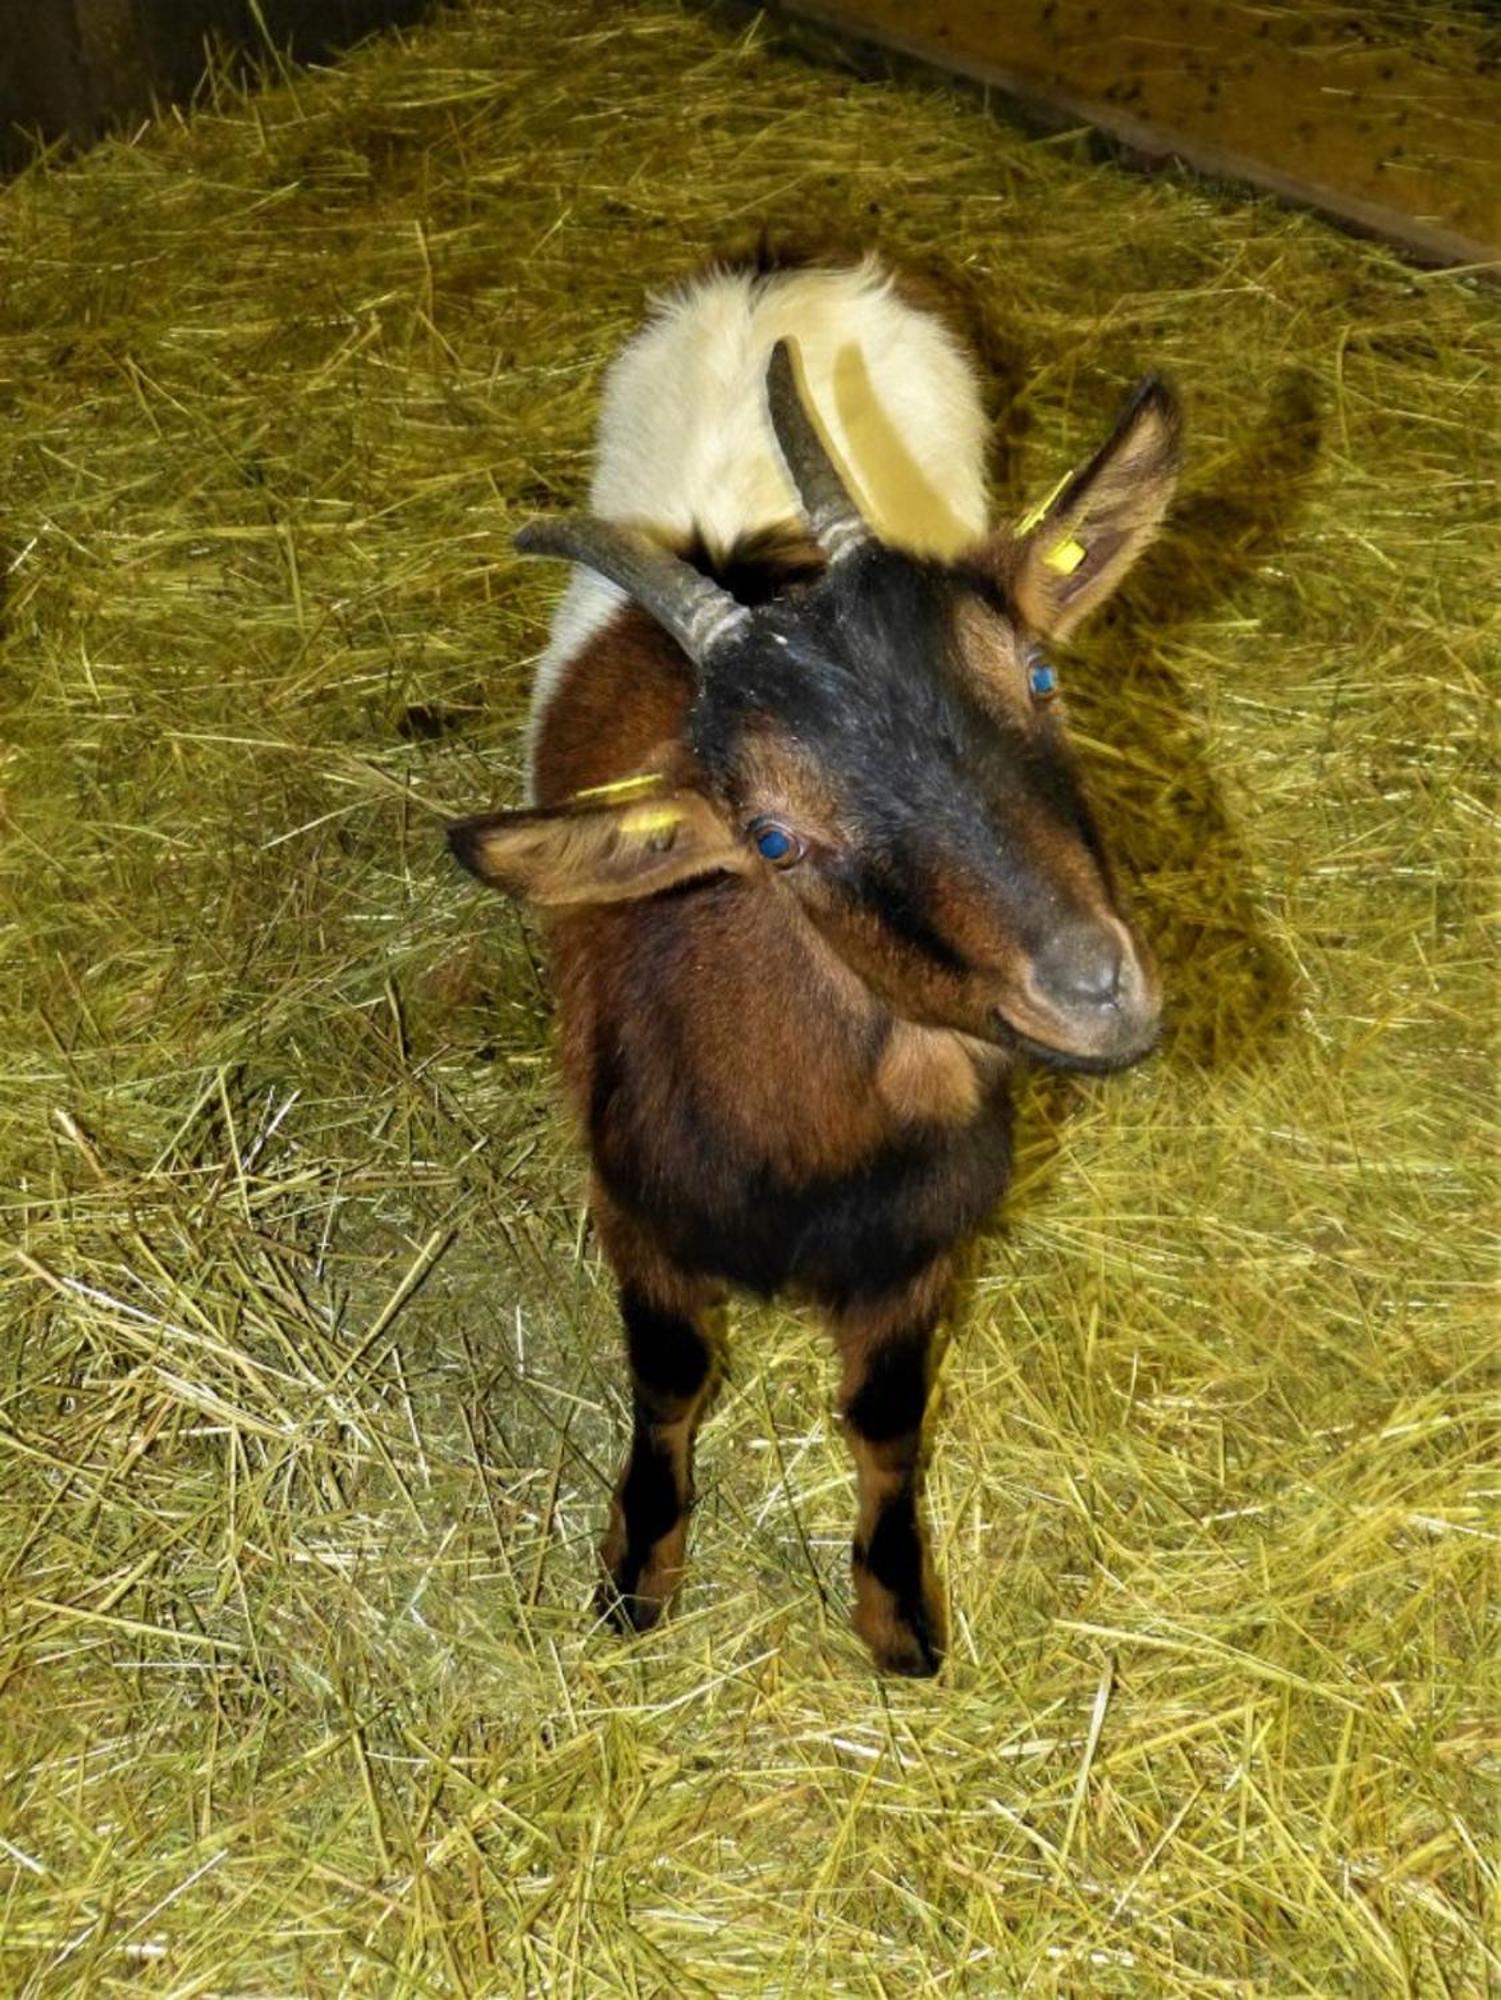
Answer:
448, 789, 751, 907
1009, 376, 1182, 641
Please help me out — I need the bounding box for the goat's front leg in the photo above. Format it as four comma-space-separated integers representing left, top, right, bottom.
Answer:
829, 1261, 952, 1677
592, 1187, 722, 1632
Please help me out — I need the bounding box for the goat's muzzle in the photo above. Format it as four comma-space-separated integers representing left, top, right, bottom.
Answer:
999, 916, 1161, 1072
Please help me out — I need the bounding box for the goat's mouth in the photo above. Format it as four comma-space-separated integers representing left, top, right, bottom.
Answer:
992, 1011, 1161, 1075
985, 923, 1161, 1073
988, 992, 1161, 1075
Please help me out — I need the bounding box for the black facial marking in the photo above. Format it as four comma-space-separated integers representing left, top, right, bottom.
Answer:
845, 1335, 931, 1444
690, 547, 1120, 959
855, 862, 970, 974
621, 1289, 712, 1404
691, 544, 964, 784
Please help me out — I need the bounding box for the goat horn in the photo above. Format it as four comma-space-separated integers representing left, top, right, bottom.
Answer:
514, 517, 749, 667
764, 339, 870, 563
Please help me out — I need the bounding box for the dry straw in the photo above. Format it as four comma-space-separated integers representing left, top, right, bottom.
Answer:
0, 1, 1496, 1992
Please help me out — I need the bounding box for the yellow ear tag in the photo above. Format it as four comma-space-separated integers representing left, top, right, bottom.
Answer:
1014, 470, 1073, 538
1044, 536, 1086, 576
571, 771, 665, 804
620, 806, 682, 839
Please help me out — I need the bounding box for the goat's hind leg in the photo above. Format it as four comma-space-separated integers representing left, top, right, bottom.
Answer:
829, 1259, 952, 1677
592, 1186, 722, 1633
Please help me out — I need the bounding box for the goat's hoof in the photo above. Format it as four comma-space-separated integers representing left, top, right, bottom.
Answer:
595, 1570, 668, 1635
854, 1579, 946, 1677
869, 1611, 944, 1678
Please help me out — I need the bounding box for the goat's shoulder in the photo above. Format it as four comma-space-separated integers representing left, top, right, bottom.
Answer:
561, 879, 1007, 1173
567, 877, 883, 1159
547, 878, 1013, 1300
573, 899, 1014, 1298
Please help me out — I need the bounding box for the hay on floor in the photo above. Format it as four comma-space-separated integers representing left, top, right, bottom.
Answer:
0, 2, 1495, 1992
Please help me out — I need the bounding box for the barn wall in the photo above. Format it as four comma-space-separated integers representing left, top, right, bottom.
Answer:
0, 0, 430, 165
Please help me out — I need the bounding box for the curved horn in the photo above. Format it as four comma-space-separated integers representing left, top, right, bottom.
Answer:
514, 517, 748, 667
764, 339, 870, 563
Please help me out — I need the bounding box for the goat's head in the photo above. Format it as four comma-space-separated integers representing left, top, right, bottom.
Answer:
452, 342, 1181, 1072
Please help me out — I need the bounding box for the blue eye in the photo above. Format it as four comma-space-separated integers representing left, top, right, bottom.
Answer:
752, 822, 801, 865
1027, 657, 1058, 702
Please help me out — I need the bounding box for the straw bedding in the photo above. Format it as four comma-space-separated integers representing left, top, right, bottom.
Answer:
0, 1, 1495, 1991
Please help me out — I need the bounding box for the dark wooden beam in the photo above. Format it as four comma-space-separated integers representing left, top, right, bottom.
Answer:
0, 0, 431, 168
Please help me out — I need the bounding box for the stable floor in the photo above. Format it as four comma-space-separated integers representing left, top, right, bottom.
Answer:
1, 1, 1496, 1992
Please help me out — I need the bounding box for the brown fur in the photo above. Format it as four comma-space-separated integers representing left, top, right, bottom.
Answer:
518, 615, 1000, 1668
450, 789, 752, 907
548, 882, 904, 1182
451, 347, 1181, 1674
533, 604, 698, 804
952, 596, 1035, 724
874, 1022, 988, 1125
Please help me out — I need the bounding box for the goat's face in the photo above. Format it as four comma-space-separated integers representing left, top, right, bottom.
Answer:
688, 545, 1158, 1070
452, 351, 1179, 1074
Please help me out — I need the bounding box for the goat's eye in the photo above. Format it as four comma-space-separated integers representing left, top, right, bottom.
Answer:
1027, 653, 1059, 704
750, 819, 803, 866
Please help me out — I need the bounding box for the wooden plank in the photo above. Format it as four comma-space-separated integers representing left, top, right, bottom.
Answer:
771, 0, 1501, 278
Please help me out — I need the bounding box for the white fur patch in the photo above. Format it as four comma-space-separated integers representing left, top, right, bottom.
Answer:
525, 257, 991, 783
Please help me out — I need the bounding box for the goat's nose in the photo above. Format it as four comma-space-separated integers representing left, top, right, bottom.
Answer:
1035, 925, 1123, 1010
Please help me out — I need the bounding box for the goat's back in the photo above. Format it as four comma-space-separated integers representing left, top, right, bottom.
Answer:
528, 259, 990, 755
593, 257, 988, 557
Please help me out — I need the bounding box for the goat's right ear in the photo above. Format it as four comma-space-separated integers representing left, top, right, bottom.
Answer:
447, 790, 751, 907
1008, 377, 1182, 640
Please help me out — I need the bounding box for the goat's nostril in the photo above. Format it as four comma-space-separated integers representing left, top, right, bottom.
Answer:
1071, 947, 1123, 1007
1037, 928, 1124, 1010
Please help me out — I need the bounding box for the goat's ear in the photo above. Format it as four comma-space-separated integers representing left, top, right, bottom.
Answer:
1009, 377, 1182, 640
447, 790, 751, 907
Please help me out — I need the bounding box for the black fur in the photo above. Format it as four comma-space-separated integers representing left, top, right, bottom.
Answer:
844, 1335, 931, 1445
689, 545, 1109, 995
681, 527, 824, 608
621, 1289, 712, 1404
593, 1057, 1012, 1307
687, 537, 1094, 959
618, 1425, 682, 1559
856, 1494, 940, 1675
859, 1495, 926, 1599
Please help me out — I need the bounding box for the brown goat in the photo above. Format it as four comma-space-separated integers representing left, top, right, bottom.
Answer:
450, 262, 1180, 1673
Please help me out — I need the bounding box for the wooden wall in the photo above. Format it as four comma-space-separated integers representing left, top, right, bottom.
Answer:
0, 0, 430, 167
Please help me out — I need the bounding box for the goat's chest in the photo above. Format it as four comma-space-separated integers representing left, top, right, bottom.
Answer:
578, 917, 1013, 1299
597, 1060, 1012, 1303
554, 885, 1015, 1298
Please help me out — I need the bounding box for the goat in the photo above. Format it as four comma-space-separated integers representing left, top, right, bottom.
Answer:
449, 259, 1181, 1675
